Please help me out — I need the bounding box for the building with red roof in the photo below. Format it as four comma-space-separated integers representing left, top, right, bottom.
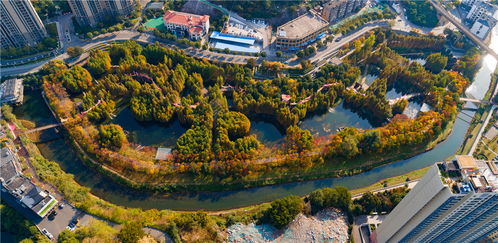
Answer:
163, 10, 210, 40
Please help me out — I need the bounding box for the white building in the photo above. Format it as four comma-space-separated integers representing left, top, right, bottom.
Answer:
0, 78, 24, 105
375, 159, 498, 243
163, 10, 209, 41
466, 1, 498, 23
470, 18, 495, 39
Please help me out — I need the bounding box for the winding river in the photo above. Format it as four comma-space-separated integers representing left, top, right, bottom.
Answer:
14, 25, 498, 210
12, 89, 471, 211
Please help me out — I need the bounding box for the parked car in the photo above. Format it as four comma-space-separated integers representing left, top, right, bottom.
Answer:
48, 210, 57, 220
66, 219, 79, 231
58, 203, 65, 209
41, 229, 53, 240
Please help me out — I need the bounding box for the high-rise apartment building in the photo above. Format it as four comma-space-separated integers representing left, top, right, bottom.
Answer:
0, 0, 47, 48
322, 0, 366, 23
68, 0, 136, 27
374, 157, 498, 243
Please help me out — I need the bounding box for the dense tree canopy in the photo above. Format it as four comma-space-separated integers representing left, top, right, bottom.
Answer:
98, 124, 127, 150
117, 222, 145, 243
41, 35, 470, 185
285, 125, 313, 153
86, 50, 111, 77
425, 53, 448, 73
267, 195, 304, 229
402, 0, 439, 27
308, 186, 351, 214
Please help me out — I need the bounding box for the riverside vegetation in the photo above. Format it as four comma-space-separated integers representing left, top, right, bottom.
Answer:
1, 106, 417, 242
38, 28, 474, 192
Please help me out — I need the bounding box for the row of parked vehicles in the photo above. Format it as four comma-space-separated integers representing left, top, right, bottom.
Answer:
41, 203, 79, 240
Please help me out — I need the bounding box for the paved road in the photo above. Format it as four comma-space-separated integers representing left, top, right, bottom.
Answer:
2, 19, 390, 77
429, 0, 498, 60
1, 30, 255, 77
309, 21, 389, 63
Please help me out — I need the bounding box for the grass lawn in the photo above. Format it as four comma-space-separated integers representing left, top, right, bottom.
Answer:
349, 166, 431, 195
144, 17, 166, 31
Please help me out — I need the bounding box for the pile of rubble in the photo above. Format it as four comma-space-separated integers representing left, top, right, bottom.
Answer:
227, 208, 349, 242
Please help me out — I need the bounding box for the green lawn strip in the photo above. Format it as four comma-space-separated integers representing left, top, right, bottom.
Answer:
349, 166, 430, 196
38, 198, 57, 217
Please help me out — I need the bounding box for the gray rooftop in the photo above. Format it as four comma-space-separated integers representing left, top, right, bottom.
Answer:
0, 147, 56, 217
277, 12, 329, 40
0, 147, 21, 184
146, 2, 164, 10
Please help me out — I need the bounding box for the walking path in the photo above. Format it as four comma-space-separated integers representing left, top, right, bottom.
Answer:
468, 105, 497, 156
352, 180, 419, 199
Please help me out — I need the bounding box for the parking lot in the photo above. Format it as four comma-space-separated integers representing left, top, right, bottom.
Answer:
37, 201, 80, 241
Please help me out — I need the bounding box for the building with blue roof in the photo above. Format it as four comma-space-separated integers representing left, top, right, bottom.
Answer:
209, 31, 260, 53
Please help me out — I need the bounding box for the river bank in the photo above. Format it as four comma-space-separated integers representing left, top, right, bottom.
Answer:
16, 90, 471, 210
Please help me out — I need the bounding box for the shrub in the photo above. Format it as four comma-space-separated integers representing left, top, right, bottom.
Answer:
67, 46, 84, 58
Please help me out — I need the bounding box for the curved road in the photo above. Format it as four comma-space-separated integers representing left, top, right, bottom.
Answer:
1, 30, 253, 77
2, 20, 388, 77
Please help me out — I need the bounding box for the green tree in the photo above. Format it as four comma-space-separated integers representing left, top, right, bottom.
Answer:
98, 124, 127, 150
67, 46, 84, 58
219, 112, 251, 140
285, 126, 313, 153
424, 53, 448, 73
117, 222, 145, 243
86, 50, 111, 77
392, 99, 408, 115
276, 51, 283, 57
61, 65, 93, 94
338, 135, 359, 158
402, 0, 439, 27
268, 195, 304, 228
58, 230, 78, 243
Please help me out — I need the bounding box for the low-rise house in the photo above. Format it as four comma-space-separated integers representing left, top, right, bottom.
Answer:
163, 10, 210, 40
470, 18, 496, 39
146, 2, 164, 10
0, 147, 57, 218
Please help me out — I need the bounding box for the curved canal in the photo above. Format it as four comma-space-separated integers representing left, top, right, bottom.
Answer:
14, 25, 498, 210
14, 89, 472, 210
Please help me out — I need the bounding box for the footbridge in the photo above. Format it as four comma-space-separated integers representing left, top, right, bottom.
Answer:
19, 123, 62, 134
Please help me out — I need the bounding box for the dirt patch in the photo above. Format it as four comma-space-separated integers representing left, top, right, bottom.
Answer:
227, 208, 349, 242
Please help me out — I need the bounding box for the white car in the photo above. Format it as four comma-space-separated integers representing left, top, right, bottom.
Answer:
41, 228, 53, 240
